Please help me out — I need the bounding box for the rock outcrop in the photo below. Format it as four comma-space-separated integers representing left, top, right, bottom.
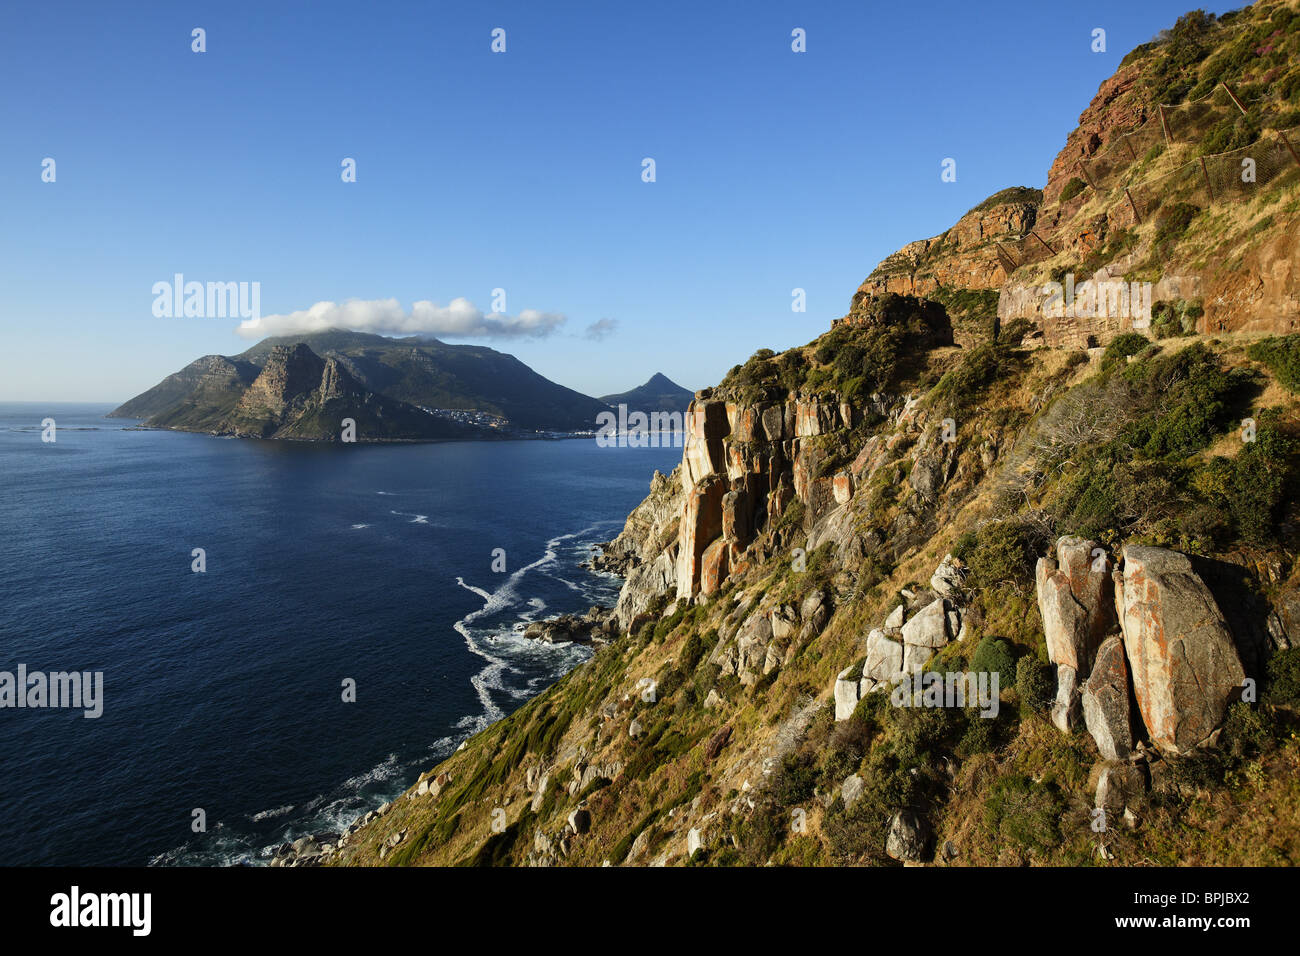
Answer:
1114, 545, 1246, 754
885, 811, 930, 863
1081, 636, 1134, 761
1036, 536, 1116, 673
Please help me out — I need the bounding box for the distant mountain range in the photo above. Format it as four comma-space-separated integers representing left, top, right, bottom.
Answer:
600, 373, 694, 414
110, 329, 689, 442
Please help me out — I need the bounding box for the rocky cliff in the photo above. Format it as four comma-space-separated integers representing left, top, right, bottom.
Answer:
323, 4, 1300, 869
848, 2, 1300, 349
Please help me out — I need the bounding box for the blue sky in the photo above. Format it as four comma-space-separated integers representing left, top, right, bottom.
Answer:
0, 0, 1242, 402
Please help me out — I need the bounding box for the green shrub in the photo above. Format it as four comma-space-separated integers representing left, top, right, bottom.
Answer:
982, 774, 1063, 859
930, 341, 1012, 413
1150, 298, 1203, 338
1229, 415, 1296, 544
1119, 343, 1244, 459
1265, 647, 1300, 707
964, 520, 1037, 588
1100, 332, 1150, 371
1152, 201, 1201, 258
968, 186, 1043, 214
1248, 334, 1300, 393
970, 636, 1017, 686
1059, 177, 1087, 203
1016, 656, 1054, 711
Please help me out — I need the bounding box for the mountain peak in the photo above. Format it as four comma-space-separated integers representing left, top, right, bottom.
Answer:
600, 373, 694, 414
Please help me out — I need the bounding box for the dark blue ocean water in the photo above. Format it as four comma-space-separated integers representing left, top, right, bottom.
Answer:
0, 403, 678, 866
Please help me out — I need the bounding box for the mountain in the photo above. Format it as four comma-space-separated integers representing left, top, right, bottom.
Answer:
115, 342, 486, 441
111, 329, 614, 436
275, 3, 1300, 867
599, 373, 695, 414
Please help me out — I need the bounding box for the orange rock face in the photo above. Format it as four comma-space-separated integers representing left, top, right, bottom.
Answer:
675, 476, 727, 599
1115, 545, 1246, 754
699, 538, 730, 596
1042, 63, 1147, 208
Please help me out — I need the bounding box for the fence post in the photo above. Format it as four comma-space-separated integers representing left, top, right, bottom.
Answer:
1200, 156, 1214, 202
1280, 131, 1300, 169
1076, 160, 1098, 191
1031, 231, 1055, 256
1125, 188, 1142, 223
1159, 104, 1172, 144
1124, 137, 1138, 162
1221, 82, 1248, 117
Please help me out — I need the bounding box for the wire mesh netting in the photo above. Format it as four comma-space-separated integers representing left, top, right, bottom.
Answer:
1128, 127, 1300, 222
994, 87, 1299, 278
1077, 84, 1249, 195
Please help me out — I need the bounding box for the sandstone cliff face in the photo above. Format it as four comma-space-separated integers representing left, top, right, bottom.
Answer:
232, 343, 331, 432
846, 6, 1300, 349
672, 391, 866, 600
1042, 63, 1148, 208
845, 200, 1039, 312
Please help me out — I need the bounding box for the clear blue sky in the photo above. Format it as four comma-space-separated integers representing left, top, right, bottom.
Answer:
0, 0, 1242, 402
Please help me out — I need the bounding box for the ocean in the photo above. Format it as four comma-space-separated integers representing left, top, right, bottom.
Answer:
0, 403, 678, 865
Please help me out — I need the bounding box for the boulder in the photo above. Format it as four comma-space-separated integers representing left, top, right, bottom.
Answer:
884, 603, 905, 630
901, 598, 949, 648
885, 811, 930, 863
903, 642, 935, 676
530, 775, 550, 812
1050, 664, 1082, 733
841, 774, 865, 810
699, 537, 729, 596
1036, 536, 1116, 675
800, 589, 829, 629
834, 665, 860, 721
567, 809, 591, 835
832, 472, 853, 504
1081, 636, 1133, 761
1115, 545, 1247, 754
930, 555, 965, 601
687, 827, 705, 857
770, 606, 799, 641
862, 629, 905, 687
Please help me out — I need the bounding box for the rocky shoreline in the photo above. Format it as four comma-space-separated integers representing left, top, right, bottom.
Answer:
268, 545, 628, 867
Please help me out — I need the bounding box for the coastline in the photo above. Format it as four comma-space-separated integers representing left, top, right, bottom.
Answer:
241, 526, 629, 868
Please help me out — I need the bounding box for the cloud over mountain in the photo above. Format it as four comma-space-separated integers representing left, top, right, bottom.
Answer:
236, 297, 566, 340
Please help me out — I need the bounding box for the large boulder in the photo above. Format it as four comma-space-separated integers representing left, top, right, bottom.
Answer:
834, 665, 860, 721
862, 628, 905, 689
901, 598, 949, 648
1115, 546, 1247, 754
1081, 636, 1133, 761
1036, 536, 1117, 675
885, 811, 930, 863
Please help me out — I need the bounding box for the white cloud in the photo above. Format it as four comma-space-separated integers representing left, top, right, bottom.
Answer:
235, 297, 566, 340
583, 318, 618, 340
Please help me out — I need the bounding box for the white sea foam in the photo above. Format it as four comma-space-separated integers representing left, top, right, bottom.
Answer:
250, 804, 295, 821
